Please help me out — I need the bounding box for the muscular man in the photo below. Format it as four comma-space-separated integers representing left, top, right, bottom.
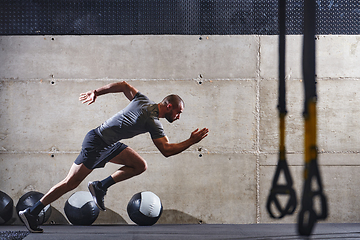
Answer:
19, 81, 209, 233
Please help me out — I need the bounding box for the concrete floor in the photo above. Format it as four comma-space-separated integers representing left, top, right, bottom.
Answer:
1, 223, 360, 240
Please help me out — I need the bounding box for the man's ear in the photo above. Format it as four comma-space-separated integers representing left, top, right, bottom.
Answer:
166, 103, 173, 111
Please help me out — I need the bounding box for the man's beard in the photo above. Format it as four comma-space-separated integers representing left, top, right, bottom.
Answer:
165, 112, 174, 123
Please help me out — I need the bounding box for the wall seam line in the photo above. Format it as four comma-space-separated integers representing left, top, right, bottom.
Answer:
255, 35, 261, 224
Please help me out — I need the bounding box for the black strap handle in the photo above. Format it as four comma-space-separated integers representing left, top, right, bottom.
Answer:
267, 159, 297, 218
298, 159, 328, 236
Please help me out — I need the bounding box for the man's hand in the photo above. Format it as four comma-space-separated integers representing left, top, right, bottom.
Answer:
190, 128, 209, 144
153, 128, 209, 158
79, 90, 97, 105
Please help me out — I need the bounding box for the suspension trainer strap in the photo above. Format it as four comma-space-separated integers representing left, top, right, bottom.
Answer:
298, 0, 328, 236
266, 0, 297, 219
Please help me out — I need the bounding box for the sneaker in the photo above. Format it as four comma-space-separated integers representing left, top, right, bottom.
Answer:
19, 208, 43, 233
88, 181, 107, 211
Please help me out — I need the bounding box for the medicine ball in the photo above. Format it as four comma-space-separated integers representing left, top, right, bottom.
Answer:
16, 191, 51, 225
64, 191, 99, 225
127, 191, 163, 226
0, 191, 13, 225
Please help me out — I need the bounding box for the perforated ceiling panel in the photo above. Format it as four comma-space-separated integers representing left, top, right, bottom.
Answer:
0, 0, 359, 35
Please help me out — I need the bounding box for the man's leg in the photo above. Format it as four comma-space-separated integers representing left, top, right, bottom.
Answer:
109, 146, 148, 182
88, 147, 147, 211
40, 163, 93, 205
20, 163, 92, 233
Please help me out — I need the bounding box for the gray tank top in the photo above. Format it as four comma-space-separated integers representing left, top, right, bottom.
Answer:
96, 92, 166, 145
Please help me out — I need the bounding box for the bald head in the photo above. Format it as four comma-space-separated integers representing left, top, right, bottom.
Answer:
161, 94, 184, 108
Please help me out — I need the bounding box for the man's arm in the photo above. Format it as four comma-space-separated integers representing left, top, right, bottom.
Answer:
79, 81, 138, 105
152, 128, 209, 158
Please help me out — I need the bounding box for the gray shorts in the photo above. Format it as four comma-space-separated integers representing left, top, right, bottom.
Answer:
74, 129, 128, 169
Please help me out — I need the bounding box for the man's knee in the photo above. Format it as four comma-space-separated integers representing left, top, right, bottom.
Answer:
137, 160, 147, 174
132, 158, 147, 175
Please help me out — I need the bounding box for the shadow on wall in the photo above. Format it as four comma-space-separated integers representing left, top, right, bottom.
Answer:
157, 209, 205, 224
44, 207, 69, 225
6, 207, 203, 225
93, 208, 127, 225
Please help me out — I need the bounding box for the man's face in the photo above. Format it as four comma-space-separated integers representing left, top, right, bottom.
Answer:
165, 103, 184, 123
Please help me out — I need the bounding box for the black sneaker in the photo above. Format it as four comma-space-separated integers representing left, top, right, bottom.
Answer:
19, 208, 43, 233
88, 181, 107, 211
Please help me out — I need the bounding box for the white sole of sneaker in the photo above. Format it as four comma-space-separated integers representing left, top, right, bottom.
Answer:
88, 181, 106, 211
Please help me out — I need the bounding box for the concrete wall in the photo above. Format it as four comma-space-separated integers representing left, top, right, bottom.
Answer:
1, 35, 360, 225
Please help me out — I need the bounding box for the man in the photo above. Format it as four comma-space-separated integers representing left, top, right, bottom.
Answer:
19, 81, 209, 233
